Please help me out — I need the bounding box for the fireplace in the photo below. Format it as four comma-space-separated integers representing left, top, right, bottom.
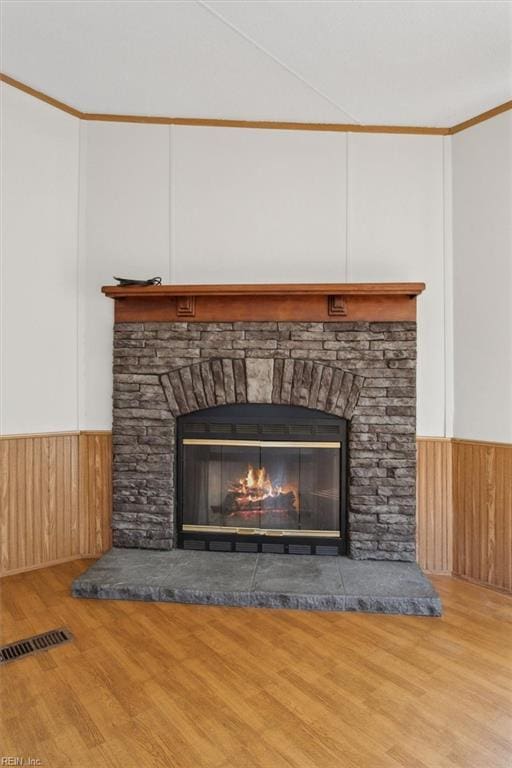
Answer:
177, 404, 347, 555
103, 282, 424, 561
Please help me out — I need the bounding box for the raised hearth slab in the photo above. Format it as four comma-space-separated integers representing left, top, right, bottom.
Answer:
72, 549, 442, 616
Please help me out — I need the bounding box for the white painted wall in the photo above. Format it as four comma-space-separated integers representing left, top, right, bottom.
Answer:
0, 83, 80, 434
347, 133, 446, 436
2, 85, 475, 439
171, 126, 347, 283
82, 123, 446, 435
80, 122, 170, 429
452, 112, 512, 443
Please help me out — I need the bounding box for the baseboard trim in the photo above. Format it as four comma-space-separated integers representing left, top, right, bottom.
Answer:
452, 574, 512, 597
0, 554, 98, 578
424, 569, 452, 577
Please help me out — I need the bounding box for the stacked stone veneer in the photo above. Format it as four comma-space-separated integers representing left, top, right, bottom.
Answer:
112, 320, 417, 561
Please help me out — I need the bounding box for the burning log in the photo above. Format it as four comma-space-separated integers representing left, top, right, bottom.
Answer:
212, 464, 298, 515
223, 488, 296, 513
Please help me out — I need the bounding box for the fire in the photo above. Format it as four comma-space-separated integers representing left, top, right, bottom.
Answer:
235, 465, 277, 504
227, 465, 298, 513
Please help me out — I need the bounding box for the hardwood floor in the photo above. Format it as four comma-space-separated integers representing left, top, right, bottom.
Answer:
1, 561, 511, 768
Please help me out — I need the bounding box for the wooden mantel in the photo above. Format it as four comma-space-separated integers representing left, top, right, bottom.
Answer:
102, 282, 425, 323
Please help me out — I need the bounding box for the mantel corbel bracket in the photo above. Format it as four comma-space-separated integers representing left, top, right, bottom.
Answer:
327, 295, 347, 316
176, 296, 196, 317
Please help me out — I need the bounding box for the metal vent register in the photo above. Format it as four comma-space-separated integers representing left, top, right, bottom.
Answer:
0, 628, 73, 665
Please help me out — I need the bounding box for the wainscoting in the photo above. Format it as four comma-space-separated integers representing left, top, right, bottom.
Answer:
79, 432, 112, 561
416, 438, 453, 575
0, 432, 111, 576
453, 440, 512, 592
416, 437, 512, 592
1, 432, 511, 591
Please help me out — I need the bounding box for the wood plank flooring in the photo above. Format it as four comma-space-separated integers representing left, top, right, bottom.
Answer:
1, 560, 511, 768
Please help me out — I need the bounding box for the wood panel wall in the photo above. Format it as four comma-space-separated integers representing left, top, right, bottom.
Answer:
1, 433, 511, 591
79, 433, 112, 558
416, 438, 453, 575
0, 432, 111, 576
416, 437, 512, 591
453, 440, 512, 592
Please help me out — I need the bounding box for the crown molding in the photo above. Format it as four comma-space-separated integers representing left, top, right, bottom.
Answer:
81, 112, 449, 135
0, 73, 83, 118
1, 72, 510, 136
448, 99, 512, 134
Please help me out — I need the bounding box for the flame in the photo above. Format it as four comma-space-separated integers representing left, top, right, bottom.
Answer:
239, 465, 275, 502
228, 464, 297, 510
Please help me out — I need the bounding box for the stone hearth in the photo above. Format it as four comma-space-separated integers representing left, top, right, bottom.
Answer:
72, 549, 441, 616
112, 318, 417, 560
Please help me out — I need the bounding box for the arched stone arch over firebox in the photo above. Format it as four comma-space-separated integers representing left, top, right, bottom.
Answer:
159, 358, 364, 420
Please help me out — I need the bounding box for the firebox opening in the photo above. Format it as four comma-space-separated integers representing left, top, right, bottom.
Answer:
177, 404, 347, 555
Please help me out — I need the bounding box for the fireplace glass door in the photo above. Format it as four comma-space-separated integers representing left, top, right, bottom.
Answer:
181, 439, 341, 536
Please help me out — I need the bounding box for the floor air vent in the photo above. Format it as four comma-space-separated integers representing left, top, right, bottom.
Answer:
0, 628, 73, 665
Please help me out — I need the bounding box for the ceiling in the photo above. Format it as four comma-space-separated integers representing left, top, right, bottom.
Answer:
1, 0, 511, 126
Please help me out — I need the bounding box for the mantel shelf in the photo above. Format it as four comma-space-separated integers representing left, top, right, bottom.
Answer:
102, 282, 425, 299
101, 282, 425, 323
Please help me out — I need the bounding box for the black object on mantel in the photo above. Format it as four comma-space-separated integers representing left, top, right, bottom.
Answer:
113, 276, 162, 287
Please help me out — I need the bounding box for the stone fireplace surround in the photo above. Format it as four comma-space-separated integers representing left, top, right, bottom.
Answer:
112, 311, 418, 562
73, 283, 444, 616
